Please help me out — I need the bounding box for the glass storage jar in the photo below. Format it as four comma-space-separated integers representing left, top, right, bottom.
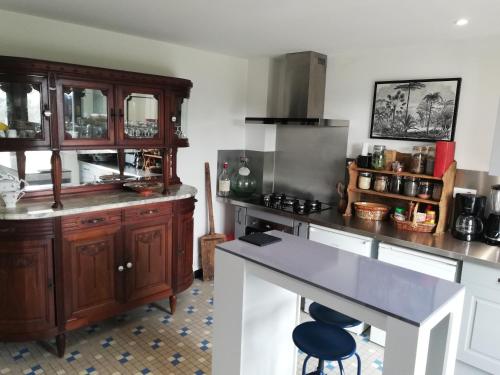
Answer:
404, 177, 419, 197
358, 172, 372, 190
410, 146, 426, 174
432, 183, 443, 201
425, 146, 435, 175
371, 145, 386, 170
389, 175, 403, 194
417, 181, 433, 199
374, 175, 388, 192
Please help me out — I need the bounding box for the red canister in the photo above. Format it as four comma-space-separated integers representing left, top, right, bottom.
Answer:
434, 141, 455, 177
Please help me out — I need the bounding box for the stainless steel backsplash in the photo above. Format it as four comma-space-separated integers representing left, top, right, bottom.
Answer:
273, 125, 348, 203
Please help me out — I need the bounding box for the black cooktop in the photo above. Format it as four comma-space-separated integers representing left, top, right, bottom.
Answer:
258, 193, 332, 215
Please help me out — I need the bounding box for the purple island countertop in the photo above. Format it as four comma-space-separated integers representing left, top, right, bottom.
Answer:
216, 230, 464, 327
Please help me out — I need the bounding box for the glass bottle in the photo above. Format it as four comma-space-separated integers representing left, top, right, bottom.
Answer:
371, 145, 386, 170
217, 162, 231, 197
231, 157, 257, 197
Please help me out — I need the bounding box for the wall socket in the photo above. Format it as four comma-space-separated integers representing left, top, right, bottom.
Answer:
453, 187, 478, 197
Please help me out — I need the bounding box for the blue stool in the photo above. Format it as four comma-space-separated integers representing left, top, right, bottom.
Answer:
293, 321, 361, 375
309, 302, 361, 328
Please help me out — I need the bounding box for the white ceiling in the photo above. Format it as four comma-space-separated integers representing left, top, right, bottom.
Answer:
1, 0, 500, 57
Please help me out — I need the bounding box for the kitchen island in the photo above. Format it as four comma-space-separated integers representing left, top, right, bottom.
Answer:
213, 230, 465, 375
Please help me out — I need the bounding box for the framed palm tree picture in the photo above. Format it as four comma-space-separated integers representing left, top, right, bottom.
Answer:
370, 78, 461, 141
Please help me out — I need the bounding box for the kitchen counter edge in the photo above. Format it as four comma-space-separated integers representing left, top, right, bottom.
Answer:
0, 185, 198, 220
218, 196, 500, 269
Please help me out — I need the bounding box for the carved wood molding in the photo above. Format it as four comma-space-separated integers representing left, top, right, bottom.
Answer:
76, 241, 108, 257
136, 229, 161, 244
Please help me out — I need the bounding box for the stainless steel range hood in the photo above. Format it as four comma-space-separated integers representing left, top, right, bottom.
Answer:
246, 51, 340, 126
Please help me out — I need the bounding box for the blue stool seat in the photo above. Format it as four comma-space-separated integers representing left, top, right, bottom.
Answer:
309, 302, 362, 328
293, 321, 361, 375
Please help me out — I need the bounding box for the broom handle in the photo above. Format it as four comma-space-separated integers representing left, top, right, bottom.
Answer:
205, 162, 215, 235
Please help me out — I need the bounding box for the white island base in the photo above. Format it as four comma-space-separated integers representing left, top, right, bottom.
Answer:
212, 231, 465, 375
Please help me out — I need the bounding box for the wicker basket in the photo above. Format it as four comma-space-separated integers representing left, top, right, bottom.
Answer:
354, 202, 390, 221
391, 215, 436, 233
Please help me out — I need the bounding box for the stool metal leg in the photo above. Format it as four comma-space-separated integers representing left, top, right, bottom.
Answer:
317, 359, 324, 375
355, 353, 361, 375
302, 355, 311, 375
338, 360, 344, 375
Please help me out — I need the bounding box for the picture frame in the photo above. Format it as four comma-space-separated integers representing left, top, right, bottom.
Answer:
369, 78, 462, 142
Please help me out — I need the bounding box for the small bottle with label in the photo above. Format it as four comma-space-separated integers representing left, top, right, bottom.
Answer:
218, 162, 231, 197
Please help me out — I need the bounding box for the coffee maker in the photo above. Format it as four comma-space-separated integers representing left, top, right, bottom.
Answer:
484, 185, 500, 245
452, 193, 486, 241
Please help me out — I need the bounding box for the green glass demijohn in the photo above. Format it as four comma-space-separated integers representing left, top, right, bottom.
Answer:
231, 156, 257, 197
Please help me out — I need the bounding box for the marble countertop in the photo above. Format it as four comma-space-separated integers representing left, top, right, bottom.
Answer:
217, 230, 464, 326
219, 196, 500, 268
0, 184, 197, 220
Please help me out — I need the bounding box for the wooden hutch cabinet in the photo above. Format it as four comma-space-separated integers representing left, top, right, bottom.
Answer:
0, 56, 195, 357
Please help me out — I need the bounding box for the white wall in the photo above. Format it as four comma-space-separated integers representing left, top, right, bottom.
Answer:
246, 38, 500, 171
327, 38, 500, 171
0, 9, 248, 269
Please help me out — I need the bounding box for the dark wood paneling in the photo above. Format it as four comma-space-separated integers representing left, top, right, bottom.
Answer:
125, 218, 173, 302
62, 224, 123, 325
0, 239, 55, 335
173, 199, 195, 293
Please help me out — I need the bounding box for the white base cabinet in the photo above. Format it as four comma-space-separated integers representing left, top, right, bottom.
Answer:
308, 225, 375, 335
458, 261, 500, 374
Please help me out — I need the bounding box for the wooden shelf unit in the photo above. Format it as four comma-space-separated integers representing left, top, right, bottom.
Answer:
345, 161, 457, 234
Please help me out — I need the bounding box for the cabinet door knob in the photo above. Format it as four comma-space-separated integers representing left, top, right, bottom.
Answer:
43, 109, 52, 118
171, 115, 177, 123
126, 262, 133, 269
118, 265, 124, 272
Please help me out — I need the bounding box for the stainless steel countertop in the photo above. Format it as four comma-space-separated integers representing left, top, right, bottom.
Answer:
218, 196, 500, 269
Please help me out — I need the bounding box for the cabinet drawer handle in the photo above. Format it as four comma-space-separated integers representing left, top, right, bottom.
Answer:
82, 217, 105, 225
178, 249, 185, 255
141, 209, 159, 216
0, 227, 14, 233
126, 262, 133, 269
118, 265, 124, 272
497, 278, 500, 283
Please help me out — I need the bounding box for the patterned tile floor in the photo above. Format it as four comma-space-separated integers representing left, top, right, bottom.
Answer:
0, 279, 384, 374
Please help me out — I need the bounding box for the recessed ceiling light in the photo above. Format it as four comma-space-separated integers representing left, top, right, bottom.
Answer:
455, 18, 469, 26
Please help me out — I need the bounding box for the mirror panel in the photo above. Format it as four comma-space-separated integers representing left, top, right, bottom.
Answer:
0, 82, 43, 139
63, 87, 109, 139
124, 93, 159, 139
0, 150, 162, 192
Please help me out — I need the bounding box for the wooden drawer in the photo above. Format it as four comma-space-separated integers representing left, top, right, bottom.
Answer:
123, 202, 172, 223
0, 219, 55, 238
62, 209, 122, 232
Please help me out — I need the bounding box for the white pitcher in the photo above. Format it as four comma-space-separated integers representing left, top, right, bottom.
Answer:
1, 190, 25, 208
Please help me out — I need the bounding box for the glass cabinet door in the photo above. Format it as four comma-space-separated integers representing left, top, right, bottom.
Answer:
118, 87, 164, 146
0, 76, 50, 147
57, 80, 115, 146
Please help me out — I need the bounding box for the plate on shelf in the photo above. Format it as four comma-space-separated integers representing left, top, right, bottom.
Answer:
123, 181, 163, 196
100, 174, 135, 182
